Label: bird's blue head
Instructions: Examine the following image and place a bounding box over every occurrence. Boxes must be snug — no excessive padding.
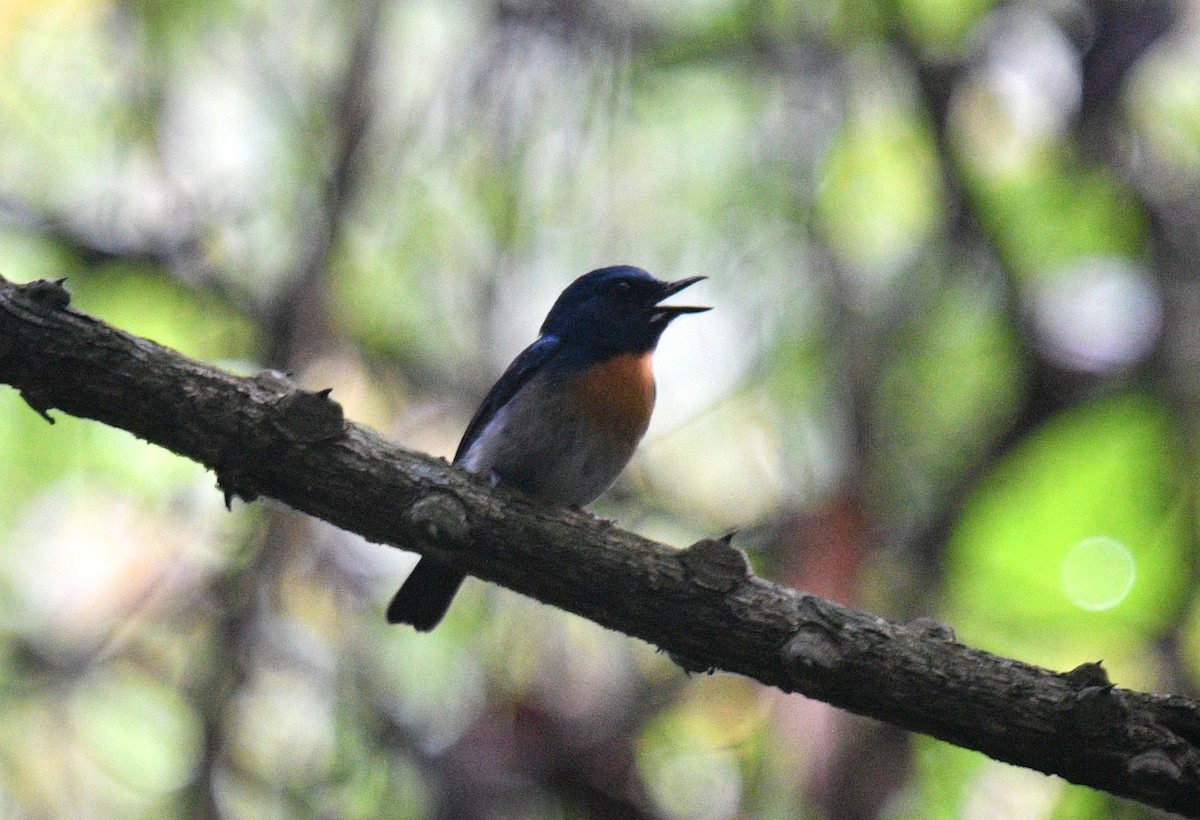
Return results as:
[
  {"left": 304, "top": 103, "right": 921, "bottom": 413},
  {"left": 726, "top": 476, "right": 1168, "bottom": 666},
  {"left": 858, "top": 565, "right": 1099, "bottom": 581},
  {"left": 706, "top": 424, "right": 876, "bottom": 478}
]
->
[{"left": 540, "top": 266, "right": 710, "bottom": 354}]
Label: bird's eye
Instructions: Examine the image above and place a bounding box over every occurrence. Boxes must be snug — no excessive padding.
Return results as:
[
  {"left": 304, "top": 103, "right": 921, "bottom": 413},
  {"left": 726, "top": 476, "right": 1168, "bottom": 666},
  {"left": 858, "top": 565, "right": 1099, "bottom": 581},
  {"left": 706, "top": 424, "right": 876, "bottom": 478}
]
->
[{"left": 613, "top": 280, "right": 632, "bottom": 294}]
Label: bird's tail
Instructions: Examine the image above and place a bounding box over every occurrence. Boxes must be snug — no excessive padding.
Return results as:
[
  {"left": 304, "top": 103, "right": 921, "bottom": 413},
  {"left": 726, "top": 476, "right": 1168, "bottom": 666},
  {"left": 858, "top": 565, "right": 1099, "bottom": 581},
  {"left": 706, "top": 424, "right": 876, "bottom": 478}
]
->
[{"left": 386, "top": 559, "right": 465, "bottom": 631}]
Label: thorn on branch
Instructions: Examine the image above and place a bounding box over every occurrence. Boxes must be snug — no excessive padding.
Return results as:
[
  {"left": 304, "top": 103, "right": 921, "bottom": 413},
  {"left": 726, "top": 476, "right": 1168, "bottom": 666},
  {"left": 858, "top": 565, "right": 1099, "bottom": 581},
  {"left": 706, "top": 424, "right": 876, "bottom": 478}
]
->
[
  {"left": 19, "top": 391, "right": 54, "bottom": 424},
  {"left": 215, "top": 465, "right": 259, "bottom": 510},
  {"left": 219, "top": 485, "right": 259, "bottom": 509},
  {"left": 20, "top": 277, "right": 72, "bottom": 311},
  {"left": 668, "top": 650, "right": 717, "bottom": 676},
  {"left": 679, "top": 532, "right": 751, "bottom": 593},
  {"left": 1065, "top": 660, "right": 1111, "bottom": 689},
  {"left": 268, "top": 386, "right": 346, "bottom": 443}
]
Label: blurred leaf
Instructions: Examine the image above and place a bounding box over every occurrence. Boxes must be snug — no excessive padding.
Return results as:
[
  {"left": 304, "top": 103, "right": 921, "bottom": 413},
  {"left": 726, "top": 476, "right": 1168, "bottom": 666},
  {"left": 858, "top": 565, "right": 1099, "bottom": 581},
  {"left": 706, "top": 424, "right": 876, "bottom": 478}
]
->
[
  {"left": 825, "top": 0, "right": 889, "bottom": 43},
  {"left": 1128, "top": 50, "right": 1200, "bottom": 171},
  {"left": 817, "top": 97, "right": 944, "bottom": 281},
  {"left": 0, "top": 231, "right": 77, "bottom": 284},
  {"left": 906, "top": 736, "right": 1127, "bottom": 819},
  {"left": 626, "top": 66, "right": 766, "bottom": 226},
  {"left": 1180, "top": 592, "right": 1200, "bottom": 691},
  {"left": 636, "top": 677, "right": 763, "bottom": 820},
  {"left": 72, "top": 665, "right": 201, "bottom": 797},
  {"left": 965, "top": 148, "right": 1146, "bottom": 280},
  {"left": 0, "top": 2, "right": 133, "bottom": 208},
  {"left": 943, "top": 393, "right": 1190, "bottom": 684},
  {"left": 230, "top": 670, "right": 337, "bottom": 786},
  {"left": 68, "top": 263, "right": 257, "bottom": 361},
  {"left": 873, "top": 274, "right": 1021, "bottom": 517},
  {"left": 642, "top": 388, "right": 788, "bottom": 526},
  {"left": 369, "top": 625, "right": 486, "bottom": 753},
  {"left": 895, "top": 0, "right": 996, "bottom": 54},
  {"left": 323, "top": 723, "right": 432, "bottom": 820}
]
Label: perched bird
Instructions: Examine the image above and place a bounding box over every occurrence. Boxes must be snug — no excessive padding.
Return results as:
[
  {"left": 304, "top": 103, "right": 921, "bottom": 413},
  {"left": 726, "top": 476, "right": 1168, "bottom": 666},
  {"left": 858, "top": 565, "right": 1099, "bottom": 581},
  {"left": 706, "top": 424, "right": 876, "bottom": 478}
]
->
[{"left": 387, "top": 265, "right": 710, "bottom": 630}]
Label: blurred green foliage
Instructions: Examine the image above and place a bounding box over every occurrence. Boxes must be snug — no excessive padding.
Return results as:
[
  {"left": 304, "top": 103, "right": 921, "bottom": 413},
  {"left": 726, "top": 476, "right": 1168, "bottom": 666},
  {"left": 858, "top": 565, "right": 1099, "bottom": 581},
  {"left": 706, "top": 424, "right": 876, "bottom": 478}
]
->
[
  {"left": 1, "top": 0, "right": 1199, "bottom": 817},
  {"left": 945, "top": 394, "right": 1190, "bottom": 682},
  {"left": 817, "top": 91, "right": 944, "bottom": 277}
]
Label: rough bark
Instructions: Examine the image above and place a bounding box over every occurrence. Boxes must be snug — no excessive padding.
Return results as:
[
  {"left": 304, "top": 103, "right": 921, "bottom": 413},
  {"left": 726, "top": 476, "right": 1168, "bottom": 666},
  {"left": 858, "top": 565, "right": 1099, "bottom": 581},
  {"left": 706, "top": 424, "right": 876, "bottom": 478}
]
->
[{"left": 1, "top": 274, "right": 1199, "bottom": 816}]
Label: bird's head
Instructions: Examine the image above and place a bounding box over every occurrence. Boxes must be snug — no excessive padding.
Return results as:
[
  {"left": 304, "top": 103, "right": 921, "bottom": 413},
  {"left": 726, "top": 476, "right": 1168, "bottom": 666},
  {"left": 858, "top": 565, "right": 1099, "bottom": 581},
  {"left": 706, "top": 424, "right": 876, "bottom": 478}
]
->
[{"left": 540, "top": 266, "right": 710, "bottom": 353}]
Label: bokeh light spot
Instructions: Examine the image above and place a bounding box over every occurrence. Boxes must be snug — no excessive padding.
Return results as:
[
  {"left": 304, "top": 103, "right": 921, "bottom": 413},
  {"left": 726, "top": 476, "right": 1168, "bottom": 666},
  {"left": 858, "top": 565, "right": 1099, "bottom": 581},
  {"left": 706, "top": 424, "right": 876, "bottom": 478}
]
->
[
  {"left": 1061, "top": 536, "right": 1136, "bottom": 611},
  {"left": 1030, "top": 257, "right": 1162, "bottom": 373}
]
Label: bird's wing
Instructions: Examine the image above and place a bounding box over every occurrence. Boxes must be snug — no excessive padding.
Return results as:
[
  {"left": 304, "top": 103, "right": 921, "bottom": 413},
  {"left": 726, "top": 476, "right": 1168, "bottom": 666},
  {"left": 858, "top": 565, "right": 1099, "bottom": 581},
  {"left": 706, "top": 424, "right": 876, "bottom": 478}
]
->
[{"left": 453, "top": 334, "right": 562, "bottom": 464}]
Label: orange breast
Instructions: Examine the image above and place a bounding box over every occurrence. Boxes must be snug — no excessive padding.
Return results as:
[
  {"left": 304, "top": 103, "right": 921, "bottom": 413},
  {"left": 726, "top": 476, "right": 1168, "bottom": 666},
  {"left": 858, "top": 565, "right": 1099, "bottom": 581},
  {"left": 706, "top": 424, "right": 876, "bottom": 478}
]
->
[{"left": 568, "top": 352, "right": 656, "bottom": 443}]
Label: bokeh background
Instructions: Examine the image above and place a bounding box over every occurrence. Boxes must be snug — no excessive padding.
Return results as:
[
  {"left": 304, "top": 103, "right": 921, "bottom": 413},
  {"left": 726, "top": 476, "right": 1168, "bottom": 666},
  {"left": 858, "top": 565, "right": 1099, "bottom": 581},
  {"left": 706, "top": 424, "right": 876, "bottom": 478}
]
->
[{"left": 1, "top": 0, "right": 1199, "bottom": 816}]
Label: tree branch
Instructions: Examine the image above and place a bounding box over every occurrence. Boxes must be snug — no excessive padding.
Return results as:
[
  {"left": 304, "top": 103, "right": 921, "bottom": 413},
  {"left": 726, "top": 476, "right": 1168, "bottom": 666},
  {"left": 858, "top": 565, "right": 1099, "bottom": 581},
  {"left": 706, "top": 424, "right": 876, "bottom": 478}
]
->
[{"left": 2, "top": 273, "right": 1199, "bottom": 816}]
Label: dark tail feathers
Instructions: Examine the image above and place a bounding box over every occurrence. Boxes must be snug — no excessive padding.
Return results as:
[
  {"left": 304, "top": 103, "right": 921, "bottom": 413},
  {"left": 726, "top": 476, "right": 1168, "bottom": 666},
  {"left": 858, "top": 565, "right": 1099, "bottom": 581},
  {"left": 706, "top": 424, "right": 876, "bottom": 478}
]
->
[{"left": 386, "top": 559, "right": 465, "bottom": 631}]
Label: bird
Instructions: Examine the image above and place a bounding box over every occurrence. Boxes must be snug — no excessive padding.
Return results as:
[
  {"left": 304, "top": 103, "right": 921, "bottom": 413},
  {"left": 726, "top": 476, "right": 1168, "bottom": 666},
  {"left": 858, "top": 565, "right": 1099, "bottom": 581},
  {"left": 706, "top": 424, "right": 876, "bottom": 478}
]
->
[{"left": 387, "top": 265, "right": 710, "bottom": 631}]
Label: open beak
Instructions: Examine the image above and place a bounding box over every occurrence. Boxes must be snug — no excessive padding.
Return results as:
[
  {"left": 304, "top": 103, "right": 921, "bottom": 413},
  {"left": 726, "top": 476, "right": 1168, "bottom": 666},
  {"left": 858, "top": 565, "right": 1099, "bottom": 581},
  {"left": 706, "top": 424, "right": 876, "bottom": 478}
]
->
[{"left": 653, "top": 276, "right": 711, "bottom": 318}]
